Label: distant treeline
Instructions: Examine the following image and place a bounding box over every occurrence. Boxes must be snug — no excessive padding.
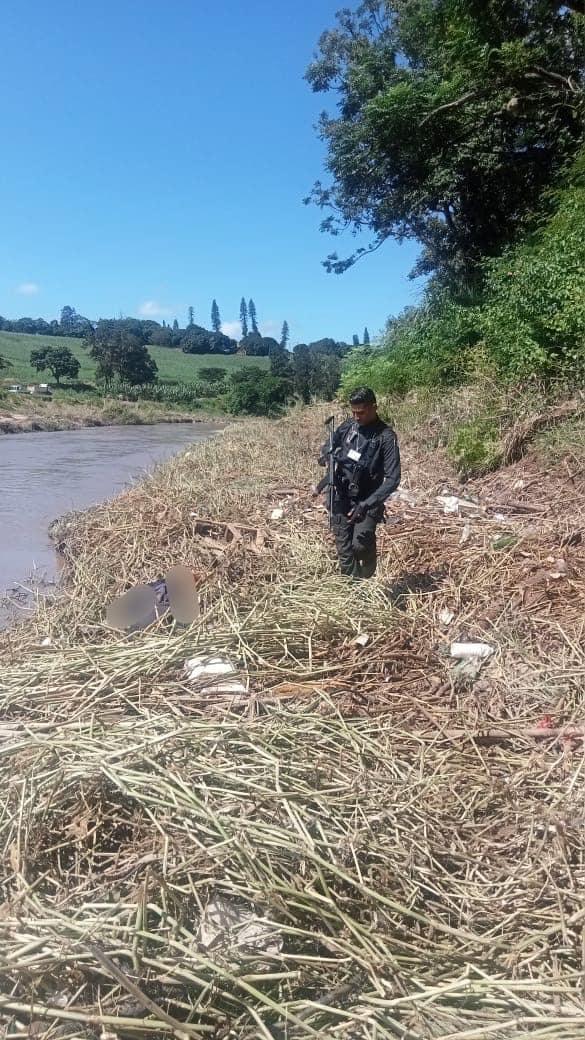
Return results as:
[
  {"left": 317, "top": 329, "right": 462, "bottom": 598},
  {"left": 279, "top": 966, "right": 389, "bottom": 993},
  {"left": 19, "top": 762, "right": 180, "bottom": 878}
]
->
[{"left": 0, "top": 306, "right": 360, "bottom": 359}]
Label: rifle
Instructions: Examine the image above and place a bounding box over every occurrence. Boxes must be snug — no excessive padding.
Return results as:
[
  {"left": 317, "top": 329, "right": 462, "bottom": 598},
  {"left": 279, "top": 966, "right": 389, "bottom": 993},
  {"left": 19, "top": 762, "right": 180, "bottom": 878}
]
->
[{"left": 315, "top": 414, "right": 336, "bottom": 529}]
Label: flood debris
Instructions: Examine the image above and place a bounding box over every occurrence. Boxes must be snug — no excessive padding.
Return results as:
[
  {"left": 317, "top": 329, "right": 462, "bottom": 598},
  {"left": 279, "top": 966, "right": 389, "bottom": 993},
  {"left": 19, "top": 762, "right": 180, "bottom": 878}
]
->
[
  {"left": 436, "top": 494, "right": 482, "bottom": 516},
  {"left": 199, "top": 893, "right": 282, "bottom": 958},
  {"left": 184, "top": 654, "right": 247, "bottom": 696},
  {"left": 450, "top": 641, "right": 495, "bottom": 660},
  {"left": 3, "top": 411, "right": 585, "bottom": 1039}
]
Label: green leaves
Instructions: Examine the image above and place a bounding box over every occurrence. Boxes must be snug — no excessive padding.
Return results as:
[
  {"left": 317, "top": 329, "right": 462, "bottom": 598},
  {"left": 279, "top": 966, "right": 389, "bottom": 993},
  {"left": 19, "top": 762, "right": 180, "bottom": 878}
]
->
[
  {"left": 306, "top": 1, "right": 584, "bottom": 286},
  {"left": 29, "top": 345, "right": 80, "bottom": 385}
]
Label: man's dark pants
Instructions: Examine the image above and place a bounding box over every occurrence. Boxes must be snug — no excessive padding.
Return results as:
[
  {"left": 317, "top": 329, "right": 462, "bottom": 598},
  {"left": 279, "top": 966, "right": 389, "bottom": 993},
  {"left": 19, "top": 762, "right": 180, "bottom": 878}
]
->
[{"left": 331, "top": 498, "right": 382, "bottom": 579}]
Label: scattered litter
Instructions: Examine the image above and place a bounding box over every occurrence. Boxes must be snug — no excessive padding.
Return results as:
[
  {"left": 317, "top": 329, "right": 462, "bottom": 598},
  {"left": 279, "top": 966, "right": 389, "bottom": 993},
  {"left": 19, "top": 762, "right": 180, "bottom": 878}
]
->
[
  {"left": 548, "top": 558, "right": 568, "bottom": 579},
  {"left": 270, "top": 507, "right": 284, "bottom": 521},
  {"left": 450, "top": 642, "right": 494, "bottom": 660},
  {"left": 493, "top": 513, "right": 507, "bottom": 522},
  {"left": 439, "top": 609, "right": 454, "bottom": 627},
  {"left": 513, "top": 479, "right": 526, "bottom": 491},
  {"left": 352, "top": 633, "right": 370, "bottom": 647},
  {"left": 184, "top": 656, "right": 236, "bottom": 681},
  {"left": 437, "top": 495, "right": 482, "bottom": 516},
  {"left": 184, "top": 656, "right": 248, "bottom": 697},
  {"left": 459, "top": 523, "right": 471, "bottom": 546},
  {"left": 452, "top": 658, "right": 485, "bottom": 682},
  {"left": 41, "top": 636, "right": 52, "bottom": 647},
  {"left": 202, "top": 680, "right": 248, "bottom": 696},
  {"left": 199, "top": 893, "right": 282, "bottom": 957}
]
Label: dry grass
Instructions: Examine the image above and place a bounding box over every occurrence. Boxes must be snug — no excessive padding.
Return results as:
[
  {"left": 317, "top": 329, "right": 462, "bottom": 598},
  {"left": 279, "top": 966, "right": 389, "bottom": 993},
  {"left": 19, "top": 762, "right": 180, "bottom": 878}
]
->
[
  {"left": 1, "top": 408, "right": 585, "bottom": 1038},
  {"left": 0, "top": 398, "right": 205, "bottom": 435}
]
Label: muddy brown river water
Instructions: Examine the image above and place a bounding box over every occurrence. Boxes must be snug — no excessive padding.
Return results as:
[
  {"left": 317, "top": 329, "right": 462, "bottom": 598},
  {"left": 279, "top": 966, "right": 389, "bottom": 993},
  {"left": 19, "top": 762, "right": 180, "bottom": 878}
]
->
[{"left": 0, "top": 422, "right": 220, "bottom": 624}]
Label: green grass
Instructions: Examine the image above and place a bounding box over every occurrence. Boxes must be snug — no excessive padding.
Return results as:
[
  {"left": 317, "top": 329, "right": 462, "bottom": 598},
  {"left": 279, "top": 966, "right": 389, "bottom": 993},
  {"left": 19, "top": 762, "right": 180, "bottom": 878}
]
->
[
  {"left": 0, "top": 332, "right": 95, "bottom": 386},
  {"left": 0, "top": 331, "right": 268, "bottom": 399}
]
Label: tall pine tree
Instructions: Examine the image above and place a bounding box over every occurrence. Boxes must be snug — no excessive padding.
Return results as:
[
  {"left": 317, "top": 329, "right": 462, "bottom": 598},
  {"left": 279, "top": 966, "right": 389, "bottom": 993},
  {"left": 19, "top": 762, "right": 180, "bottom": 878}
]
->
[
  {"left": 363, "top": 327, "right": 370, "bottom": 345},
  {"left": 280, "top": 320, "right": 290, "bottom": 350},
  {"left": 248, "top": 298, "right": 258, "bottom": 334},
  {"left": 239, "top": 298, "right": 248, "bottom": 338},
  {"left": 188, "top": 306, "right": 194, "bottom": 327},
  {"left": 211, "top": 299, "right": 221, "bottom": 333},
  {"left": 173, "top": 319, "right": 179, "bottom": 331},
  {"left": 352, "top": 334, "right": 359, "bottom": 346}
]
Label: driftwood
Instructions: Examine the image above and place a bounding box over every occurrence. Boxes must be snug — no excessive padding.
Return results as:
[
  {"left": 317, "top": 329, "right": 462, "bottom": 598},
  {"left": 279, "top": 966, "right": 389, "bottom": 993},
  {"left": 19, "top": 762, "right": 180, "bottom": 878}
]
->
[{"left": 500, "top": 400, "right": 584, "bottom": 466}]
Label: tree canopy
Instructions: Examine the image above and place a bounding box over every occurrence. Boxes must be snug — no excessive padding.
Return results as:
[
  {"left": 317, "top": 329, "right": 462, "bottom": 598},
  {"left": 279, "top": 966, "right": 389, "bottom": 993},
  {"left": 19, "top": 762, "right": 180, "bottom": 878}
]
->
[
  {"left": 306, "top": 1, "right": 584, "bottom": 289},
  {"left": 29, "top": 345, "right": 80, "bottom": 384},
  {"left": 86, "top": 321, "right": 158, "bottom": 386}
]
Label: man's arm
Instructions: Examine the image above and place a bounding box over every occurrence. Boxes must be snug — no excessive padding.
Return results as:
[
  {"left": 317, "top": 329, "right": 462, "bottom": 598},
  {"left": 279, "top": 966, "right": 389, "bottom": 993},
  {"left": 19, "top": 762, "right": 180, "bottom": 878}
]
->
[{"left": 363, "top": 430, "right": 401, "bottom": 508}]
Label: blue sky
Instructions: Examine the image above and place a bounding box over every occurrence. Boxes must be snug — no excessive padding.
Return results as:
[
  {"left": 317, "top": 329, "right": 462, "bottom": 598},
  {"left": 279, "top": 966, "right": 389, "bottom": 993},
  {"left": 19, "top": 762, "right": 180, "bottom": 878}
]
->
[{"left": 0, "top": 0, "right": 422, "bottom": 343}]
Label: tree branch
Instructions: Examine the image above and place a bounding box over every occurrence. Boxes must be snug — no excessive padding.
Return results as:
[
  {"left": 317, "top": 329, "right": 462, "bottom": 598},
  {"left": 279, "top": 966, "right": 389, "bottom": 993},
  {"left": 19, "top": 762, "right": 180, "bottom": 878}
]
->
[
  {"left": 419, "top": 91, "right": 478, "bottom": 127},
  {"left": 525, "top": 66, "right": 582, "bottom": 93}
]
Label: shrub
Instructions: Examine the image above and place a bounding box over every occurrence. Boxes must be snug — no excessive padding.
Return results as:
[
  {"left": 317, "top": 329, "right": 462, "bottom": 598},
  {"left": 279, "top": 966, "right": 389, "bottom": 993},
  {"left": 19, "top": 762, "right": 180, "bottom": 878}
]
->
[
  {"left": 225, "top": 368, "right": 290, "bottom": 417},
  {"left": 341, "top": 150, "right": 585, "bottom": 397},
  {"left": 448, "top": 417, "right": 501, "bottom": 478}
]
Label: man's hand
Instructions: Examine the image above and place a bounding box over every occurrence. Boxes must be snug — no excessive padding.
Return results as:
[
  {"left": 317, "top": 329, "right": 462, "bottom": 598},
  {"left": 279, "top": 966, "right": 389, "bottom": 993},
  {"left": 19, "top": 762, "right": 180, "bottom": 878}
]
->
[{"left": 347, "top": 502, "right": 367, "bottom": 524}]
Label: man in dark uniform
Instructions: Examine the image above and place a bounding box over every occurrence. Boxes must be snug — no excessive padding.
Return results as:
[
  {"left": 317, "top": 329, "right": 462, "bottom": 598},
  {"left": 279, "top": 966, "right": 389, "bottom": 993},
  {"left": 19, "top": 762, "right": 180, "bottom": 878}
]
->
[{"left": 317, "top": 387, "right": 401, "bottom": 579}]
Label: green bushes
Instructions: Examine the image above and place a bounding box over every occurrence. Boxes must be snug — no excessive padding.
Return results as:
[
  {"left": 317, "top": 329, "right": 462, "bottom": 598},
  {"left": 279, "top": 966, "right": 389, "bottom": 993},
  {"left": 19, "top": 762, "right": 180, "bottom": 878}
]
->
[
  {"left": 447, "top": 417, "right": 501, "bottom": 477},
  {"left": 480, "top": 161, "right": 585, "bottom": 380},
  {"left": 341, "top": 302, "right": 481, "bottom": 398},
  {"left": 342, "top": 151, "right": 585, "bottom": 398},
  {"left": 224, "top": 368, "right": 290, "bottom": 417}
]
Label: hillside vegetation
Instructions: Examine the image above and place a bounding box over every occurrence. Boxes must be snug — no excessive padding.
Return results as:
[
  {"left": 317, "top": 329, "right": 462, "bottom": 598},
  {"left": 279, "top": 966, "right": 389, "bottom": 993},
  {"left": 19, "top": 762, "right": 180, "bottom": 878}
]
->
[
  {"left": 0, "top": 331, "right": 267, "bottom": 395},
  {"left": 303, "top": 1, "right": 584, "bottom": 476}
]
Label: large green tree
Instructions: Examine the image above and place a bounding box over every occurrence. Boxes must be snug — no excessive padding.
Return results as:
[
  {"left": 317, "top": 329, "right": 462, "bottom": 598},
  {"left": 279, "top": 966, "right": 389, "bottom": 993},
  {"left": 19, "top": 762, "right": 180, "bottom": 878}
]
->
[
  {"left": 306, "top": 1, "right": 584, "bottom": 290},
  {"left": 280, "top": 320, "right": 290, "bottom": 349},
  {"left": 30, "top": 345, "right": 80, "bottom": 384},
  {"left": 87, "top": 322, "right": 158, "bottom": 386}
]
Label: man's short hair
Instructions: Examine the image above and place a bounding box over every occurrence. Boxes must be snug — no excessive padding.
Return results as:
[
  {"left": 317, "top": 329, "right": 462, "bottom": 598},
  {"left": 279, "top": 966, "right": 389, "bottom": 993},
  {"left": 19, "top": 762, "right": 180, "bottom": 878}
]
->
[{"left": 349, "top": 387, "right": 377, "bottom": 406}]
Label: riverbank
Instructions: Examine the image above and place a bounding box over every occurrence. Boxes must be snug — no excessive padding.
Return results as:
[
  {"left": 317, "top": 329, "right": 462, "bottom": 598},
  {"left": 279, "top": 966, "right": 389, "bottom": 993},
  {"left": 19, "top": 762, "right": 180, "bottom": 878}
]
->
[
  {"left": 1, "top": 408, "right": 585, "bottom": 1038},
  {"left": 0, "top": 396, "right": 220, "bottom": 434}
]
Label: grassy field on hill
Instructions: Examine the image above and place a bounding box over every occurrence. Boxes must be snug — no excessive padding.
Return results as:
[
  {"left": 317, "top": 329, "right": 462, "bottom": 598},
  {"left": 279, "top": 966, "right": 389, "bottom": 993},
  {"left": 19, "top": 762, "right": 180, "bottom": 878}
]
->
[{"left": 0, "top": 331, "right": 268, "bottom": 392}]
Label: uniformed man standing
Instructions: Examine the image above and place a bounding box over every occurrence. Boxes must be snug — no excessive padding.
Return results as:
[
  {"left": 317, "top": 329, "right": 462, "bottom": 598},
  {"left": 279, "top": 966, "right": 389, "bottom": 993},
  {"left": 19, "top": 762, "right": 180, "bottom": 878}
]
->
[{"left": 317, "top": 387, "right": 401, "bottom": 579}]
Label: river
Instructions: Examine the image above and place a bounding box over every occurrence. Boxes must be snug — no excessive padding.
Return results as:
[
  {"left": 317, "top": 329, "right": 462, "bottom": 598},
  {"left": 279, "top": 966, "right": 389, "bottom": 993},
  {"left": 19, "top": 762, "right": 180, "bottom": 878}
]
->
[{"left": 0, "top": 422, "right": 219, "bottom": 624}]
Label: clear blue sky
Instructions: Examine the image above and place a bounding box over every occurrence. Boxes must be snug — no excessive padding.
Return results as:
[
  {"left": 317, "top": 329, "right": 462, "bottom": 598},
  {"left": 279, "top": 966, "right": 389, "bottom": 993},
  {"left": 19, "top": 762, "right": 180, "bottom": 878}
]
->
[{"left": 0, "top": 0, "right": 422, "bottom": 344}]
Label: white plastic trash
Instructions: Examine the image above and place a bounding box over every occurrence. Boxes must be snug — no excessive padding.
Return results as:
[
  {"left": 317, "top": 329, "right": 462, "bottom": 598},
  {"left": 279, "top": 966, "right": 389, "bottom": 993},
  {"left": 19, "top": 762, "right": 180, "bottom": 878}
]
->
[
  {"left": 352, "top": 633, "right": 370, "bottom": 647},
  {"left": 201, "top": 681, "right": 247, "bottom": 696},
  {"left": 437, "top": 495, "right": 481, "bottom": 516},
  {"left": 199, "top": 894, "right": 282, "bottom": 956},
  {"left": 270, "top": 507, "right": 284, "bottom": 521},
  {"left": 450, "top": 642, "right": 494, "bottom": 660},
  {"left": 184, "top": 656, "right": 236, "bottom": 681}
]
